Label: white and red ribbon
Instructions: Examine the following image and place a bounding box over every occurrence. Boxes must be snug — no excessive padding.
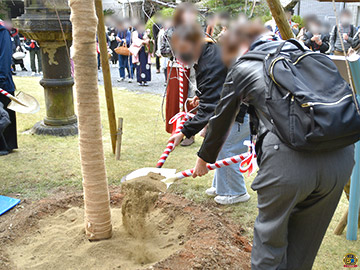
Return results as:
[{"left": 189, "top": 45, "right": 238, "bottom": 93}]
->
[
  {"left": 156, "top": 111, "right": 195, "bottom": 168},
  {"left": 0, "top": 88, "right": 11, "bottom": 97},
  {"left": 177, "top": 60, "right": 185, "bottom": 111},
  {"left": 175, "top": 141, "right": 258, "bottom": 179}
]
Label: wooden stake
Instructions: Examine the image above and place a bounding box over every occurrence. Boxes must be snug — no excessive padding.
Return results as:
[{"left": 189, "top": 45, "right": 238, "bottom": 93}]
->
[
  {"left": 115, "top": 117, "right": 123, "bottom": 160},
  {"left": 95, "top": 0, "right": 117, "bottom": 154},
  {"left": 266, "top": 0, "right": 295, "bottom": 40},
  {"left": 334, "top": 208, "right": 348, "bottom": 235}
]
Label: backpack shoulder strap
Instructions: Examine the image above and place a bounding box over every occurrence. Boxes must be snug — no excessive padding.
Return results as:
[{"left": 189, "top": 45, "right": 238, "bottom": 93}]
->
[{"left": 240, "top": 51, "right": 268, "bottom": 62}]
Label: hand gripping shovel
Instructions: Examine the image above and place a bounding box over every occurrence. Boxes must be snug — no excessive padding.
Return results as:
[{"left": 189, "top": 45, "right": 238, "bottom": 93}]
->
[
  {"left": 0, "top": 88, "right": 40, "bottom": 114},
  {"left": 124, "top": 141, "right": 258, "bottom": 189}
]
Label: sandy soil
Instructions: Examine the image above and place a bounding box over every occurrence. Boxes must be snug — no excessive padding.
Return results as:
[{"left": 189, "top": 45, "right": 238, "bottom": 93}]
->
[{"left": 0, "top": 187, "right": 251, "bottom": 270}]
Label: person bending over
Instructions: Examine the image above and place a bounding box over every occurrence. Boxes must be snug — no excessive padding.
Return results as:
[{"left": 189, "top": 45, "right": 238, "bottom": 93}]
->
[
  {"left": 192, "top": 22, "right": 355, "bottom": 269},
  {"left": 169, "top": 24, "right": 251, "bottom": 205}
]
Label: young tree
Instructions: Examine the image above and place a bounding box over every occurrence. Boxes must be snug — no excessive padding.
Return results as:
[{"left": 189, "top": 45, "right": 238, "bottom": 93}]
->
[{"left": 69, "top": 0, "right": 112, "bottom": 240}]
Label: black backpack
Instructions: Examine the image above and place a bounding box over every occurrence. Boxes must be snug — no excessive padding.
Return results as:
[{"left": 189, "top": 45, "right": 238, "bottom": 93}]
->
[{"left": 242, "top": 39, "right": 360, "bottom": 152}]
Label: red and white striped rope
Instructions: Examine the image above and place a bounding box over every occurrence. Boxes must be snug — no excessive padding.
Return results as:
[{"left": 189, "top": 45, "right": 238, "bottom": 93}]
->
[
  {"left": 0, "top": 88, "right": 11, "bottom": 97},
  {"left": 175, "top": 142, "right": 258, "bottom": 179},
  {"left": 177, "top": 60, "right": 185, "bottom": 110},
  {"left": 156, "top": 111, "right": 195, "bottom": 168}
]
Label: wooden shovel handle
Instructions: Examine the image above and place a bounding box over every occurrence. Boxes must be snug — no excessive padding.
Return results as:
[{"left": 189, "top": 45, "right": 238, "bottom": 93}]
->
[{"left": 0, "top": 88, "right": 27, "bottom": 107}]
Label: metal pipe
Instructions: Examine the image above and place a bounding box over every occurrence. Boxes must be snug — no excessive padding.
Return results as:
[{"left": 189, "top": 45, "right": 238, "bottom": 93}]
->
[{"left": 346, "top": 56, "right": 360, "bottom": 241}]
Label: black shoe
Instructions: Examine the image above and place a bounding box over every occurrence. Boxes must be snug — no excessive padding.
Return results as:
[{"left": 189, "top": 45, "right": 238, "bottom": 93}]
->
[
  {"left": 11, "top": 71, "right": 16, "bottom": 76},
  {"left": 22, "top": 67, "right": 27, "bottom": 71}
]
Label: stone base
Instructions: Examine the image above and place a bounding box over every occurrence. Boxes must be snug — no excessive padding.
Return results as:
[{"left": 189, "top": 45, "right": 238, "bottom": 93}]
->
[{"left": 31, "top": 121, "right": 78, "bottom": 136}]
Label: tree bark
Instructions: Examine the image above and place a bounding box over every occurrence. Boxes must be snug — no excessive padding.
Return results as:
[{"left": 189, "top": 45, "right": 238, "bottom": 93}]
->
[
  {"left": 69, "top": 0, "right": 112, "bottom": 240},
  {"left": 266, "top": 0, "right": 295, "bottom": 40}
]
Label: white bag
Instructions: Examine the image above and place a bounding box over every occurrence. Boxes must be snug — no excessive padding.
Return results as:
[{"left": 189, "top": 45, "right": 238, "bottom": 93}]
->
[{"left": 12, "top": 51, "right": 26, "bottom": 60}]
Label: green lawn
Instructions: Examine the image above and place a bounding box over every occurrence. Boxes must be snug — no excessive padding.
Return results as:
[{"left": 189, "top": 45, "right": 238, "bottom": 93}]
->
[{"left": 1, "top": 76, "right": 359, "bottom": 269}]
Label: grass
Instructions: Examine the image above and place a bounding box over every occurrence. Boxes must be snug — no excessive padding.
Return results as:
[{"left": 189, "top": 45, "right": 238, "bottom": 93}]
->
[{"left": 1, "top": 76, "right": 359, "bottom": 269}]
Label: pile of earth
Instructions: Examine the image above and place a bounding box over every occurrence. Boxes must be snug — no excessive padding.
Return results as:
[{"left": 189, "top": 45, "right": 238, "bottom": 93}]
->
[{"left": 0, "top": 173, "right": 251, "bottom": 270}]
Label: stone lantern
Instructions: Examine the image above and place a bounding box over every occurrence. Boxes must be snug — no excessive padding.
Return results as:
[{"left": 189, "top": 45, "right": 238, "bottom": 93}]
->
[{"left": 13, "top": 0, "right": 77, "bottom": 136}]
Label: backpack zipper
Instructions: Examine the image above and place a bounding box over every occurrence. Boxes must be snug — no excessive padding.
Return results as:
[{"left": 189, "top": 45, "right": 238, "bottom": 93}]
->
[
  {"left": 269, "top": 52, "right": 314, "bottom": 85},
  {"left": 301, "top": 94, "right": 353, "bottom": 108},
  {"left": 270, "top": 53, "right": 360, "bottom": 113}
]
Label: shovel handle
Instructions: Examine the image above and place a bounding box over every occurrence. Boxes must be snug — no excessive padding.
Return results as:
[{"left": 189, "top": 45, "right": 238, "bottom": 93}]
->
[
  {"left": 0, "top": 88, "right": 27, "bottom": 107},
  {"left": 175, "top": 151, "right": 256, "bottom": 179}
]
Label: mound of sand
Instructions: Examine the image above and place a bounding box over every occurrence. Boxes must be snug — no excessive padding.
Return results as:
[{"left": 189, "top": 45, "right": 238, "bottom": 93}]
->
[
  {"left": 6, "top": 173, "right": 188, "bottom": 270},
  {"left": 6, "top": 206, "right": 189, "bottom": 270}
]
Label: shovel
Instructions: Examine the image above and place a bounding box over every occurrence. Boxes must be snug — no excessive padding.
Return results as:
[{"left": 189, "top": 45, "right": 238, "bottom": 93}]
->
[
  {"left": 0, "top": 88, "right": 40, "bottom": 114},
  {"left": 123, "top": 145, "right": 257, "bottom": 189}
]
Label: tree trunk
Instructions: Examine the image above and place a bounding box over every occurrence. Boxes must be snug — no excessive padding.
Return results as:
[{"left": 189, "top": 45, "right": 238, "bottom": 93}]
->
[
  {"left": 266, "top": 0, "right": 295, "bottom": 40},
  {"left": 69, "top": 0, "right": 112, "bottom": 240}
]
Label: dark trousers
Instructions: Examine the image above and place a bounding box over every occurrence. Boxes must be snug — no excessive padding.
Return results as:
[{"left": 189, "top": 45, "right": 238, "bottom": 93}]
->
[
  {"left": 251, "top": 132, "right": 354, "bottom": 270},
  {"left": 12, "top": 58, "right": 25, "bottom": 70},
  {"left": 155, "top": 55, "right": 160, "bottom": 71},
  {"left": 0, "top": 94, "right": 18, "bottom": 151},
  {"left": 29, "top": 49, "right": 42, "bottom": 72}
]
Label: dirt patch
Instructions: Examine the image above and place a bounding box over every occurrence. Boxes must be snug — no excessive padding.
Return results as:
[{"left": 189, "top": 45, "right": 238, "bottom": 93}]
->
[
  {"left": 0, "top": 186, "right": 251, "bottom": 270},
  {"left": 6, "top": 206, "right": 188, "bottom": 270}
]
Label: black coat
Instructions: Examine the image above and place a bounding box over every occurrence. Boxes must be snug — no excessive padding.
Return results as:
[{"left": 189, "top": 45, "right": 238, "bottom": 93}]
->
[
  {"left": 181, "top": 43, "right": 228, "bottom": 138},
  {"left": 0, "top": 25, "right": 15, "bottom": 94},
  {"left": 0, "top": 25, "right": 18, "bottom": 151},
  {"left": 303, "top": 32, "right": 329, "bottom": 53},
  {"left": 152, "top": 23, "right": 161, "bottom": 51},
  {"left": 197, "top": 40, "right": 297, "bottom": 163}
]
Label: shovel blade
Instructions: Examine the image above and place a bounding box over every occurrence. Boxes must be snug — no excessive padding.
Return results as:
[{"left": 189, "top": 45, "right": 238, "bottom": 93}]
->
[
  {"left": 7, "top": 91, "right": 40, "bottom": 114},
  {"left": 121, "top": 167, "right": 177, "bottom": 183}
]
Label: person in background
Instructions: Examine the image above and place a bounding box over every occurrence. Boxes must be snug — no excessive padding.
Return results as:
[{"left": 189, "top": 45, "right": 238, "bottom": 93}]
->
[
  {"left": 275, "top": 9, "right": 299, "bottom": 38},
  {"left": 153, "top": 13, "right": 162, "bottom": 74},
  {"left": 303, "top": 19, "right": 329, "bottom": 53},
  {"left": 0, "top": 20, "right": 18, "bottom": 155},
  {"left": 161, "top": 2, "right": 198, "bottom": 145},
  {"left": 205, "top": 14, "right": 216, "bottom": 38},
  {"left": 11, "top": 30, "right": 27, "bottom": 73},
  {"left": 24, "top": 38, "right": 42, "bottom": 75},
  {"left": 213, "top": 12, "right": 230, "bottom": 42},
  {"left": 170, "top": 24, "right": 251, "bottom": 205},
  {"left": 132, "top": 22, "right": 151, "bottom": 86},
  {"left": 156, "top": 21, "right": 168, "bottom": 85},
  {"left": 107, "top": 24, "right": 118, "bottom": 66},
  {"left": 351, "top": 29, "right": 360, "bottom": 54},
  {"left": 116, "top": 20, "right": 133, "bottom": 83},
  {"left": 330, "top": 9, "right": 357, "bottom": 55}
]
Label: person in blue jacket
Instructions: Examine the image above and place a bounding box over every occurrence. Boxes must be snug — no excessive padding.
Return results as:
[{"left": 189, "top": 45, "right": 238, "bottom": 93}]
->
[
  {"left": 0, "top": 20, "right": 18, "bottom": 155},
  {"left": 116, "top": 20, "right": 133, "bottom": 83}
]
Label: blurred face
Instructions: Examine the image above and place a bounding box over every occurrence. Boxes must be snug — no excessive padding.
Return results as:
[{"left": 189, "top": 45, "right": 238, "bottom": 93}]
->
[
  {"left": 117, "top": 23, "right": 124, "bottom": 30},
  {"left": 173, "top": 39, "right": 202, "bottom": 66},
  {"left": 137, "top": 24, "right": 145, "bottom": 33},
  {"left": 286, "top": 11, "right": 292, "bottom": 21},
  {"left": 221, "top": 46, "right": 238, "bottom": 67},
  {"left": 182, "top": 10, "right": 197, "bottom": 24},
  {"left": 163, "top": 19, "right": 172, "bottom": 30},
  {"left": 341, "top": 15, "right": 352, "bottom": 26},
  {"left": 309, "top": 22, "right": 321, "bottom": 34}
]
